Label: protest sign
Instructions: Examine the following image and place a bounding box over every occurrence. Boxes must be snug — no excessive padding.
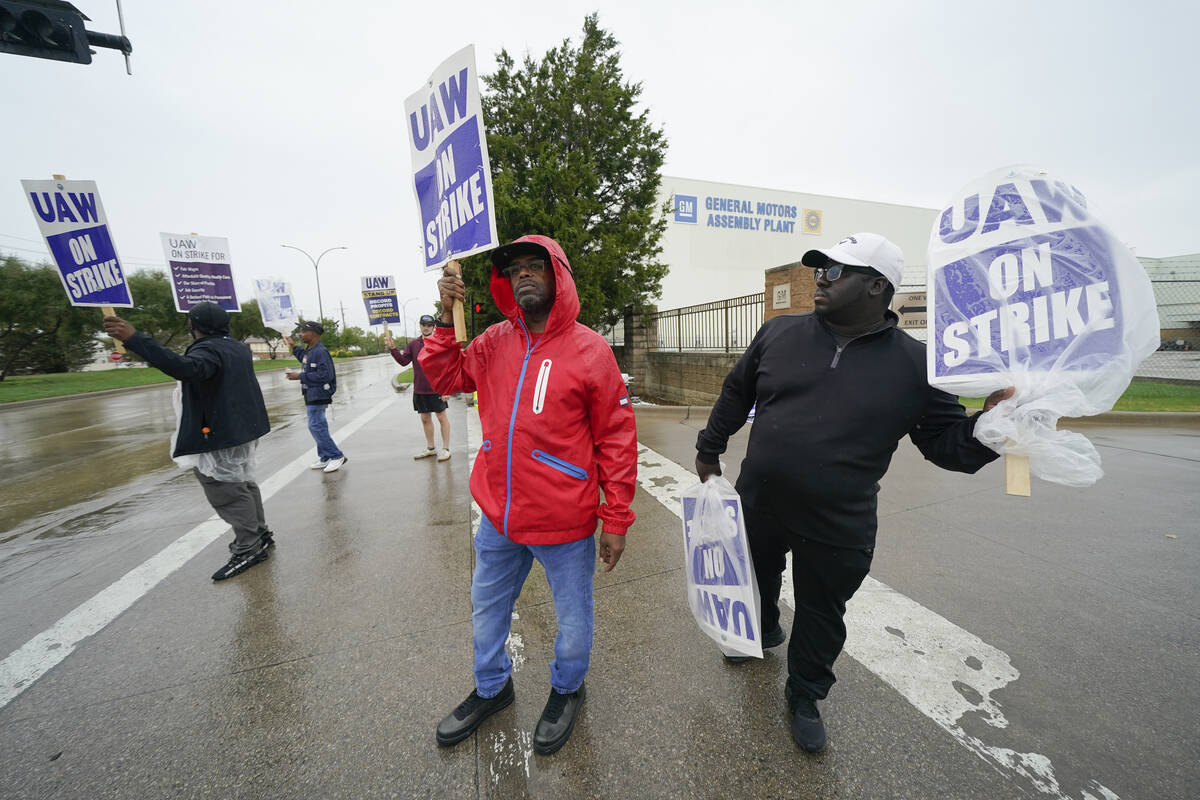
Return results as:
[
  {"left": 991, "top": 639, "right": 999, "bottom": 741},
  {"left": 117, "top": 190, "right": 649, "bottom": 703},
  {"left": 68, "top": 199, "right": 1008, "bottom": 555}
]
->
[
  {"left": 927, "top": 165, "right": 1160, "bottom": 487},
  {"left": 404, "top": 45, "right": 499, "bottom": 272},
  {"left": 360, "top": 275, "right": 402, "bottom": 325},
  {"left": 252, "top": 277, "right": 298, "bottom": 334},
  {"left": 21, "top": 178, "right": 133, "bottom": 308},
  {"left": 681, "top": 477, "right": 762, "bottom": 659},
  {"left": 160, "top": 233, "right": 239, "bottom": 312}
]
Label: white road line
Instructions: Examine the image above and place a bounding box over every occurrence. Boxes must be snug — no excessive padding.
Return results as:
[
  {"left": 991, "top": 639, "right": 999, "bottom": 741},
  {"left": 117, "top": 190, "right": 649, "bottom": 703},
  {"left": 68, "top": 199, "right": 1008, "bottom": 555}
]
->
[
  {"left": 0, "top": 393, "right": 396, "bottom": 710},
  {"left": 635, "top": 443, "right": 1119, "bottom": 800}
]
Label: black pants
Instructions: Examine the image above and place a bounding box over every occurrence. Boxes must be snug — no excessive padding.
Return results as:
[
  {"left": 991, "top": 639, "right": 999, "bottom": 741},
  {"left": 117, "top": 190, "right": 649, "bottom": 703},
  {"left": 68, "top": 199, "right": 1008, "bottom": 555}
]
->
[
  {"left": 745, "top": 506, "right": 873, "bottom": 705},
  {"left": 193, "top": 469, "right": 269, "bottom": 555}
]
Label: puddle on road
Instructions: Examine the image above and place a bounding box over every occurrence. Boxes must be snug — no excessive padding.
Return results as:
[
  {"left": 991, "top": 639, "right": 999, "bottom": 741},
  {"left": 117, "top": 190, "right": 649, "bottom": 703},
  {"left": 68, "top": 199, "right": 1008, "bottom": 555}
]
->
[{"left": 0, "top": 358, "right": 386, "bottom": 547}]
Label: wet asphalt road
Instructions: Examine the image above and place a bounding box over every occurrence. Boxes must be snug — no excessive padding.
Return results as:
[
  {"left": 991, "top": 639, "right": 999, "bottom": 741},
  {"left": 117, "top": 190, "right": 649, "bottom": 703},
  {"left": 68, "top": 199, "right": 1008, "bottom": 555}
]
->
[{"left": 0, "top": 360, "right": 1197, "bottom": 799}]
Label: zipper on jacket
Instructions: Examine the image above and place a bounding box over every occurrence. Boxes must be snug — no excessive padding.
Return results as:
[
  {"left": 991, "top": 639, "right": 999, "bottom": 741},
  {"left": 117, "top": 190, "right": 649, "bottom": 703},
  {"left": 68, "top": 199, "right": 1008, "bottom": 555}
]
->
[
  {"left": 827, "top": 322, "right": 892, "bottom": 369},
  {"left": 503, "top": 318, "right": 536, "bottom": 537},
  {"left": 531, "top": 449, "right": 588, "bottom": 480},
  {"left": 531, "top": 359, "right": 552, "bottom": 414}
]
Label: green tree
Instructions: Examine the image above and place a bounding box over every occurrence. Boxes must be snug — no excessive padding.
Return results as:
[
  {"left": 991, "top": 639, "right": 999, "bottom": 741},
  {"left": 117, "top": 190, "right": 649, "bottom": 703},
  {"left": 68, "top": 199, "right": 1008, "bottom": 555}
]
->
[
  {"left": 461, "top": 13, "right": 668, "bottom": 334},
  {"left": 229, "top": 299, "right": 286, "bottom": 358},
  {"left": 0, "top": 256, "right": 97, "bottom": 380}
]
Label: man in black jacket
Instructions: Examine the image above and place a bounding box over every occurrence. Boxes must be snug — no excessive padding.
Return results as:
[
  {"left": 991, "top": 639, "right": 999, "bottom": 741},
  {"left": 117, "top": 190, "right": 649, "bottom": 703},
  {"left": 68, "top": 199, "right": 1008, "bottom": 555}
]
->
[
  {"left": 695, "top": 233, "right": 1012, "bottom": 753},
  {"left": 103, "top": 302, "right": 275, "bottom": 582}
]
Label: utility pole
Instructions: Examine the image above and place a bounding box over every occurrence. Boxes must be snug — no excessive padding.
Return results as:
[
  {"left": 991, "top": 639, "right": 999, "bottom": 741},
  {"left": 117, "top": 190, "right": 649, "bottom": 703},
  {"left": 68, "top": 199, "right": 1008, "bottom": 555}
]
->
[{"left": 339, "top": 301, "right": 347, "bottom": 332}]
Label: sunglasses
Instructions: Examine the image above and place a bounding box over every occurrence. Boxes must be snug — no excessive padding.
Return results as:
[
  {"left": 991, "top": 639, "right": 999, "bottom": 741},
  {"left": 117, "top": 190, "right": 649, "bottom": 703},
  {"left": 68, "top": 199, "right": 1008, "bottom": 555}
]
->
[
  {"left": 501, "top": 259, "right": 548, "bottom": 279},
  {"left": 813, "top": 262, "right": 879, "bottom": 282}
]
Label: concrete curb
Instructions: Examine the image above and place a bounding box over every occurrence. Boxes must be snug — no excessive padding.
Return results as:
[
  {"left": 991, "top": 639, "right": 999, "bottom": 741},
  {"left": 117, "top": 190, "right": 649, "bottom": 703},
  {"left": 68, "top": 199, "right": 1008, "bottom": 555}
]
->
[{"left": 632, "top": 404, "right": 1200, "bottom": 428}]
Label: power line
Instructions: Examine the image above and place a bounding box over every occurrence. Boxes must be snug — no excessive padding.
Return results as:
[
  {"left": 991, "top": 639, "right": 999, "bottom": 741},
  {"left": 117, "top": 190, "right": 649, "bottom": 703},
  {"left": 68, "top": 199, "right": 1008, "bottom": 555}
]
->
[{"left": 0, "top": 232, "right": 47, "bottom": 245}]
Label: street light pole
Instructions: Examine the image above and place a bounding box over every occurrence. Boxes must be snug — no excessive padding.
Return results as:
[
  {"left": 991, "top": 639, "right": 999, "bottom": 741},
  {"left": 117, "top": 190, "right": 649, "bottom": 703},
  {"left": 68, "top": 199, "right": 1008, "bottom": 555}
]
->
[
  {"left": 398, "top": 296, "right": 421, "bottom": 341},
  {"left": 280, "top": 244, "right": 348, "bottom": 322}
]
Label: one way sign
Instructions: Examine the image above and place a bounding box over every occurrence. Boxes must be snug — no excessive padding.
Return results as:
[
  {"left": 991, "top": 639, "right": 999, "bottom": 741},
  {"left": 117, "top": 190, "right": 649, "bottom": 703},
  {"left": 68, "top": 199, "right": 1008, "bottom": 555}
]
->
[{"left": 892, "top": 291, "right": 927, "bottom": 329}]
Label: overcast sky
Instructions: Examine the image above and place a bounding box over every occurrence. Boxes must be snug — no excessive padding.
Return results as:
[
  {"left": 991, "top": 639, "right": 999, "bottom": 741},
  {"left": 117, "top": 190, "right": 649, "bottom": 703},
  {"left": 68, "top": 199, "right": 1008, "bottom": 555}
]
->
[{"left": 2, "top": 0, "right": 1195, "bottom": 332}]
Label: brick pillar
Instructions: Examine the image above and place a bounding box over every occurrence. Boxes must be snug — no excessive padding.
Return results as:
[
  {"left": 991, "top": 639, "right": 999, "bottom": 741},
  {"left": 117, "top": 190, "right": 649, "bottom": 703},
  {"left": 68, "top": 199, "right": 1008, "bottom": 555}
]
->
[
  {"left": 623, "top": 306, "right": 654, "bottom": 399},
  {"left": 764, "top": 261, "right": 816, "bottom": 321}
]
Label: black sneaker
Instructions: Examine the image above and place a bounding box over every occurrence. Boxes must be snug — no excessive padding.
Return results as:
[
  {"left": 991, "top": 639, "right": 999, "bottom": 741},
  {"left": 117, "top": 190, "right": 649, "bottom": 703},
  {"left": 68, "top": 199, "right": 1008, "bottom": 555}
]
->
[
  {"left": 533, "top": 683, "right": 585, "bottom": 755},
  {"left": 435, "top": 678, "right": 514, "bottom": 747},
  {"left": 787, "top": 689, "right": 827, "bottom": 753},
  {"left": 228, "top": 531, "right": 275, "bottom": 553},
  {"left": 763, "top": 624, "right": 786, "bottom": 648},
  {"left": 211, "top": 546, "right": 269, "bottom": 581}
]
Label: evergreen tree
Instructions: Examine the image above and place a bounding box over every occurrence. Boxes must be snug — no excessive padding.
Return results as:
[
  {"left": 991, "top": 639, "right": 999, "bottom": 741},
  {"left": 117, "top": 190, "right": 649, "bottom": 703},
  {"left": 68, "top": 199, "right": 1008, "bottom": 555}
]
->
[{"left": 462, "top": 13, "right": 668, "bottom": 333}]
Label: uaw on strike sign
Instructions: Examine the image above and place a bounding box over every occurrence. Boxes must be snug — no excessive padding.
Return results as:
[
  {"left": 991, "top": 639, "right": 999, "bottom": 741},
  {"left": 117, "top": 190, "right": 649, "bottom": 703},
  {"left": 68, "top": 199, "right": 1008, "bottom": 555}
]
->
[
  {"left": 404, "top": 45, "right": 499, "bottom": 270},
  {"left": 927, "top": 165, "right": 1159, "bottom": 486},
  {"left": 22, "top": 179, "right": 133, "bottom": 307}
]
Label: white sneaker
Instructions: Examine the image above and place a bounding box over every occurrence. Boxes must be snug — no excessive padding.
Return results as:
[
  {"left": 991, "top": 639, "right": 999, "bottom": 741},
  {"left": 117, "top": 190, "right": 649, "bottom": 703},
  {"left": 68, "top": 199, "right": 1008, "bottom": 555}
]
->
[
  {"left": 309, "top": 459, "right": 329, "bottom": 470},
  {"left": 437, "top": 449, "right": 451, "bottom": 462},
  {"left": 413, "top": 447, "right": 437, "bottom": 460},
  {"left": 323, "top": 456, "right": 347, "bottom": 473}
]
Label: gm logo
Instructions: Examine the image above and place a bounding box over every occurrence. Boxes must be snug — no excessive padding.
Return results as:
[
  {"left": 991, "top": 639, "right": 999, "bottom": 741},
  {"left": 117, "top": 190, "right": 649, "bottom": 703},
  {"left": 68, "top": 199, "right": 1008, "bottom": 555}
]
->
[{"left": 674, "top": 194, "right": 698, "bottom": 224}]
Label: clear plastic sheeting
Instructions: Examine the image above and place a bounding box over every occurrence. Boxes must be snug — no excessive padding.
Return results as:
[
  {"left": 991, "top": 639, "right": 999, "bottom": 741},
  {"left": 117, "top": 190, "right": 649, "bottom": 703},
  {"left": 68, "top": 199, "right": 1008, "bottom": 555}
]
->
[
  {"left": 927, "top": 165, "right": 1160, "bottom": 486},
  {"left": 680, "top": 475, "right": 762, "bottom": 658},
  {"left": 169, "top": 383, "right": 258, "bottom": 483}
]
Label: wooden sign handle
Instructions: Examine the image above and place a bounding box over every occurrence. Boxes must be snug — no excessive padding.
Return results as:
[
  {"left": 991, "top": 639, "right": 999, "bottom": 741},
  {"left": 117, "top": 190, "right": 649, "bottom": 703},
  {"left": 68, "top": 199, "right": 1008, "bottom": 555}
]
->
[
  {"left": 1005, "top": 448, "right": 1031, "bottom": 497},
  {"left": 446, "top": 260, "right": 467, "bottom": 343},
  {"left": 102, "top": 305, "right": 126, "bottom": 354}
]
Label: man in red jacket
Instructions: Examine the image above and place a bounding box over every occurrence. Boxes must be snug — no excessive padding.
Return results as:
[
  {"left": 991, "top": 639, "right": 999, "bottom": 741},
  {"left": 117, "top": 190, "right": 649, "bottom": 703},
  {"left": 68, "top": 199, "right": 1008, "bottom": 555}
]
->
[{"left": 421, "top": 235, "right": 637, "bottom": 755}]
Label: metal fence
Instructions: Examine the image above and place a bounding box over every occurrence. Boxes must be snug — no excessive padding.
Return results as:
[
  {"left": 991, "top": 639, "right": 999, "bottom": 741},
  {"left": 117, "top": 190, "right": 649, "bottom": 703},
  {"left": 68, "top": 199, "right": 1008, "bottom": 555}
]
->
[
  {"left": 649, "top": 292, "right": 764, "bottom": 353},
  {"left": 601, "top": 321, "right": 625, "bottom": 347}
]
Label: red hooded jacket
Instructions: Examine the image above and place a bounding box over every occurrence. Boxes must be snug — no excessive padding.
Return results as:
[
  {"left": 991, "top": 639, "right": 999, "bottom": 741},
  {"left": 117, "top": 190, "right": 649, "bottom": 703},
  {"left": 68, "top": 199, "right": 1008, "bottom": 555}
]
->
[{"left": 419, "top": 235, "right": 637, "bottom": 545}]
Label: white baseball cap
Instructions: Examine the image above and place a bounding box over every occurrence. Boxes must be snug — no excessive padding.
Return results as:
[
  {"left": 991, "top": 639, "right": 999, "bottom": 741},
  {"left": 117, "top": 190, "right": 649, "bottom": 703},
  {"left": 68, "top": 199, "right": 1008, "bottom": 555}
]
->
[{"left": 801, "top": 232, "right": 904, "bottom": 289}]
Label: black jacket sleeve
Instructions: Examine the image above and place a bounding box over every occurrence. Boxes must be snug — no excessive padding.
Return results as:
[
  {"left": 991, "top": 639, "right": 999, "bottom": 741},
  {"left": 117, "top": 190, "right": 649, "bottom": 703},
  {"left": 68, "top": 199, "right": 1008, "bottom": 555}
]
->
[
  {"left": 908, "top": 386, "right": 1000, "bottom": 473},
  {"left": 695, "top": 329, "right": 763, "bottom": 463},
  {"left": 124, "top": 332, "right": 219, "bottom": 383}
]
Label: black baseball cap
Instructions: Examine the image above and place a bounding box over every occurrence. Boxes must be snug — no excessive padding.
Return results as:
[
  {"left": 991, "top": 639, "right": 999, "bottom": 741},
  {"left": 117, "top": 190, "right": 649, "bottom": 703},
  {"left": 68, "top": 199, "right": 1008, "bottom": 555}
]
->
[
  {"left": 419, "top": 314, "right": 437, "bottom": 326},
  {"left": 299, "top": 320, "right": 324, "bottom": 334},
  {"left": 490, "top": 240, "right": 552, "bottom": 272},
  {"left": 187, "top": 302, "right": 229, "bottom": 335}
]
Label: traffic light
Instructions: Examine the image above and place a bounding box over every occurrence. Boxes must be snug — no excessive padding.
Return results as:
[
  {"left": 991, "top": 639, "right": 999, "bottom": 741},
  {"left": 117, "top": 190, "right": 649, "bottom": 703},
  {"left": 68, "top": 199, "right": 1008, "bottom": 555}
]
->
[
  {"left": 473, "top": 302, "right": 484, "bottom": 315},
  {"left": 0, "top": 0, "right": 132, "bottom": 65}
]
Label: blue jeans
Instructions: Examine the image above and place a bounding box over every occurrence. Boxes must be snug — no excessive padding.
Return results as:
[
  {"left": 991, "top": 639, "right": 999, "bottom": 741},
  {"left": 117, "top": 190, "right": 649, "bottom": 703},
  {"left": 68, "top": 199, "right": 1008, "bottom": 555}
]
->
[
  {"left": 472, "top": 515, "right": 595, "bottom": 697},
  {"left": 305, "top": 404, "right": 343, "bottom": 461}
]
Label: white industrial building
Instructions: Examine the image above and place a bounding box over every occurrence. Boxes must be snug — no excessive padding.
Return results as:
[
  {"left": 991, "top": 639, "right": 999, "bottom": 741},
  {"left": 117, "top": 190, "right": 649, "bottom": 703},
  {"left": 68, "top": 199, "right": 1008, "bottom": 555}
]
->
[{"left": 656, "top": 176, "right": 938, "bottom": 309}]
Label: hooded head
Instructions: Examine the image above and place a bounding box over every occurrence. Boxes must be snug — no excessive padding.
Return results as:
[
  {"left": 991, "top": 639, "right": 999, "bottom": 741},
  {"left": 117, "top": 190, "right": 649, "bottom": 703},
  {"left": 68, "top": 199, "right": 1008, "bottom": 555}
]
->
[
  {"left": 487, "top": 235, "right": 580, "bottom": 334},
  {"left": 188, "top": 302, "right": 230, "bottom": 337}
]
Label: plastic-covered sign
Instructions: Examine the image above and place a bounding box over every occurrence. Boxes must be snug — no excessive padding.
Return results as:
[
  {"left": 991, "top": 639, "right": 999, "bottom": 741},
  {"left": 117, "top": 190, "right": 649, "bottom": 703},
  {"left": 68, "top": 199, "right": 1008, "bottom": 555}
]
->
[
  {"left": 252, "top": 277, "right": 298, "bottom": 334},
  {"left": 680, "top": 476, "right": 762, "bottom": 658},
  {"left": 927, "top": 165, "right": 1160, "bottom": 486}
]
